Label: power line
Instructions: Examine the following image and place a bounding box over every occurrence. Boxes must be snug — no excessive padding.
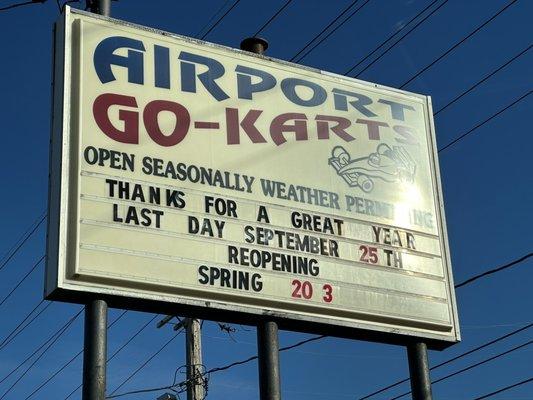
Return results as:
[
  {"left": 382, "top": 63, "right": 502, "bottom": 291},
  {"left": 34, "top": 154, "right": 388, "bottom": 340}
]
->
[
  {"left": 358, "top": 322, "right": 532, "bottom": 399},
  {"left": 0, "top": 212, "right": 46, "bottom": 273},
  {"left": 109, "top": 310, "right": 129, "bottom": 327},
  {"left": 359, "top": 253, "right": 533, "bottom": 398},
  {"left": 353, "top": 0, "right": 450, "bottom": 78},
  {"left": 344, "top": 0, "right": 440, "bottom": 75},
  {"left": 0, "top": 211, "right": 45, "bottom": 265},
  {"left": 0, "top": 307, "right": 80, "bottom": 386},
  {"left": 199, "top": 0, "right": 241, "bottom": 40},
  {"left": 24, "top": 348, "right": 84, "bottom": 400},
  {"left": 106, "top": 382, "right": 182, "bottom": 399},
  {"left": 399, "top": 0, "right": 518, "bottom": 88},
  {"left": 438, "top": 90, "right": 531, "bottom": 152},
  {"left": 289, "top": 0, "right": 359, "bottom": 62},
  {"left": 0, "top": 255, "right": 45, "bottom": 308},
  {"left": 455, "top": 253, "right": 532, "bottom": 289},
  {"left": 0, "top": 307, "right": 83, "bottom": 400},
  {"left": 107, "top": 334, "right": 325, "bottom": 399},
  {"left": 434, "top": 44, "right": 532, "bottom": 115},
  {"left": 108, "top": 252, "right": 533, "bottom": 398},
  {"left": 0, "top": 300, "right": 52, "bottom": 351},
  {"left": 107, "top": 314, "right": 155, "bottom": 362},
  {"left": 62, "top": 314, "right": 159, "bottom": 400},
  {"left": 194, "top": 0, "right": 233, "bottom": 38},
  {"left": 390, "top": 339, "right": 533, "bottom": 400},
  {"left": 209, "top": 334, "right": 326, "bottom": 374},
  {"left": 253, "top": 0, "right": 292, "bottom": 38},
  {"left": 21, "top": 309, "right": 128, "bottom": 400},
  {"left": 291, "top": 0, "right": 371, "bottom": 63},
  {"left": 108, "top": 330, "right": 184, "bottom": 396},
  {"left": 0, "top": 0, "right": 45, "bottom": 12},
  {"left": 473, "top": 376, "right": 533, "bottom": 400}
]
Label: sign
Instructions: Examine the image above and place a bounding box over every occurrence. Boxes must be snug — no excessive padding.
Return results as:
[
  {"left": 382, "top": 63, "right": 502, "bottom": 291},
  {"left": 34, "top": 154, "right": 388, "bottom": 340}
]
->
[{"left": 46, "top": 7, "right": 460, "bottom": 348}]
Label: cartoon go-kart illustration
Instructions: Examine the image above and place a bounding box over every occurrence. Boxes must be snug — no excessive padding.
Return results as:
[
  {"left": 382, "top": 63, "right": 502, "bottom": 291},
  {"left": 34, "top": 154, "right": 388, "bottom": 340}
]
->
[{"left": 329, "top": 144, "right": 416, "bottom": 193}]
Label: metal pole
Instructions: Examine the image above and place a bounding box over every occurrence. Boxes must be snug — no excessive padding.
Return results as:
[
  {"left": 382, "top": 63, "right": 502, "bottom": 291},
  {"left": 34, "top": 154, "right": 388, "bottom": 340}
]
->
[
  {"left": 257, "top": 321, "right": 281, "bottom": 400},
  {"left": 88, "top": 0, "right": 111, "bottom": 16},
  {"left": 82, "top": 299, "right": 108, "bottom": 400},
  {"left": 239, "top": 36, "right": 281, "bottom": 400},
  {"left": 186, "top": 319, "right": 205, "bottom": 400},
  {"left": 407, "top": 342, "right": 433, "bottom": 400},
  {"left": 81, "top": 0, "right": 110, "bottom": 393}
]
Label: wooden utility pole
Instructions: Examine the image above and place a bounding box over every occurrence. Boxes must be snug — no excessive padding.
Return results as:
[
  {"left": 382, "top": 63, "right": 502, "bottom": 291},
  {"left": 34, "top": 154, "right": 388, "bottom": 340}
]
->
[
  {"left": 157, "top": 317, "right": 205, "bottom": 400},
  {"left": 186, "top": 319, "right": 205, "bottom": 400}
]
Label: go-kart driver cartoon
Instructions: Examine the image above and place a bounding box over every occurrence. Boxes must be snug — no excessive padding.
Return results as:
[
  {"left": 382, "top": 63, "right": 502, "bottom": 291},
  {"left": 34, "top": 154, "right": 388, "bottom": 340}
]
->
[{"left": 329, "top": 144, "right": 416, "bottom": 193}]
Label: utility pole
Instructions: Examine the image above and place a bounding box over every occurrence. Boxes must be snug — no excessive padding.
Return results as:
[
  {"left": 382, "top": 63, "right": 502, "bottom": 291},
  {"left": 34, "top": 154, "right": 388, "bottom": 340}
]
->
[
  {"left": 157, "top": 317, "right": 205, "bottom": 400},
  {"left": 407, "top": 342, "right": 433, "bottom": 400},
  {"left": 81, "top": 4, "right": 111, "bottom": 400},
  {"left": 185, "top": 319, "right": 204, "bottom": 400},
  {"left": 240, "top": 35, "right": 281, "bottom": 400}
]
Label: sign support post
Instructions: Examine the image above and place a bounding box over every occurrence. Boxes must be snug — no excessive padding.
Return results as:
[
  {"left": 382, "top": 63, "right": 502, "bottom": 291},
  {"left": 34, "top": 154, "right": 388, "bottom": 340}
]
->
[
  {"left": 82, "top": 299, "right": 108, "bottom": 400},
  {"left": 257, "top": 321, "right": 282, "bottom": 400},
  {"left": 239, "top": 36, "right": 282, "bottom": 400},
  {"left": 81, "top": 3, "right": 110, "bottom": 400},
  {"left": 407, "top": 342, "right": 433, "bottom": 399}
]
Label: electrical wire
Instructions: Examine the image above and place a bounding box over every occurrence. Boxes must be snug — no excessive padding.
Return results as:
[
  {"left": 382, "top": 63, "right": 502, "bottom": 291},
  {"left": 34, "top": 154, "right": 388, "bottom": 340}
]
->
[
  {"left": 434, "top": 44, "right": 532, "bottom": 115},
  {"left": 106, "top": 251, "right": 533, "bottom": 399},
  {"left": 109, "top": 310, "right": 129, "bottom": 328},
  {"left": 0, "top": 211, "right": 45, "bottom": 265},
  {"left": 61, "top": 314, "right": 159, "bottom": 400},
  {"left": 199, "top": 0, "right": 241, "bottom": 40},
  {"left": 0, "top": 300, "right": 52, "bottom": 351},
  {"left": 289, "top": 0, "right": 360, "bottom": 62},
  {"left": 291, "top": 0, "right": 371, "bottom": 63},
  {"left": 389, "top": 339, "right": 532, "bottom": 400},
  {"left": 106, "top": 383, "right": 178, "bottom": 399},
  {"left": 24, "top": 349, "right": 84, "bottom": 400},
  {"left": 107, "top": 314, "right": 155, "bottom": 363},
  {"left": 455, "top": 253, "right": 532, "bottom": 288},
  {"left": 108, "top": 330, "right": 184, "bottom": 396},
  {"left": 472, "top": 376, "right": 533, "bottom": 400},
  {"left": 0, "top": 299, "right": 46, "bottom": 347},
  {"left": 0, "top": 307, "right": 80, "bottom": 385},
  {"left": 399, "top": 0, "right": 518, "bottom": 88},
  {"left": 0, "top": 212, "right": 46, "bottom": 273},
  {"left": 354, "top": 0, "right": 450, "bottom": 78},
  {"left": 20, "top": 310, "right": 128, "bottom": 400},
  {"left": 208, "top": 334, "right": 326, "bottom": 374},
  {"left": 358, "top": 322, "right": 532, "bottom": 399},
  {"left": 0, "top": 255, "right": 45, "bottom": 308},
  {"left": 3, "top": 5, "right": 525, "bottom": 396},
  {"left": 0, "top": 307, "right": 83, "bottom": 400},
  {"left": 253, "top": 0, "right": 292, "bottom": 38},
  {"left": 107, "top": 334, "right": 325, "bottom": 399},
  {"left": 344, "top": 0, "right": 440, "bottom": 75},
  {"left": 438, "top": 90, "right": 531, "bottom": 152},
  {"left": 195, "top": 0, "right": 232, "bottom": 38},
  {"left": 0, "top": 0, "right": 45, "bottom": 12}
]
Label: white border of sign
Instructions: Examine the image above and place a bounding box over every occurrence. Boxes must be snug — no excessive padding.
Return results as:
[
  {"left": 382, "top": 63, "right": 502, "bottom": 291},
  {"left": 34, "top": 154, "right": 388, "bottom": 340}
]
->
[{"left": 46, "top": 7, "right": 460, "bottom": 349}]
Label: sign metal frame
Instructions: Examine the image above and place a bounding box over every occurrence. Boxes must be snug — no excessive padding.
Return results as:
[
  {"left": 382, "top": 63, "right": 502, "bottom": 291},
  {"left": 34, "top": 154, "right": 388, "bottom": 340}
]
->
[{"left": 46, "top": 7, "right": 460, "bottom": 350}]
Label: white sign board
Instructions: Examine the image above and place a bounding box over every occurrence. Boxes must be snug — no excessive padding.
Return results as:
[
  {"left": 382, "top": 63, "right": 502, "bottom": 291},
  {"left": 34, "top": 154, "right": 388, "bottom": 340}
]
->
[{"left": 46, "top": 7, "right": 460, "bottom": 347}]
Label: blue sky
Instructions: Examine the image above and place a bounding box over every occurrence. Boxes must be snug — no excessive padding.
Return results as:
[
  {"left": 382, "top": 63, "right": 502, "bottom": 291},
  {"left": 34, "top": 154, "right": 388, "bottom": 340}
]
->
[{"left": 0, "top": 0, "right": 531, "bottom": 399}]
